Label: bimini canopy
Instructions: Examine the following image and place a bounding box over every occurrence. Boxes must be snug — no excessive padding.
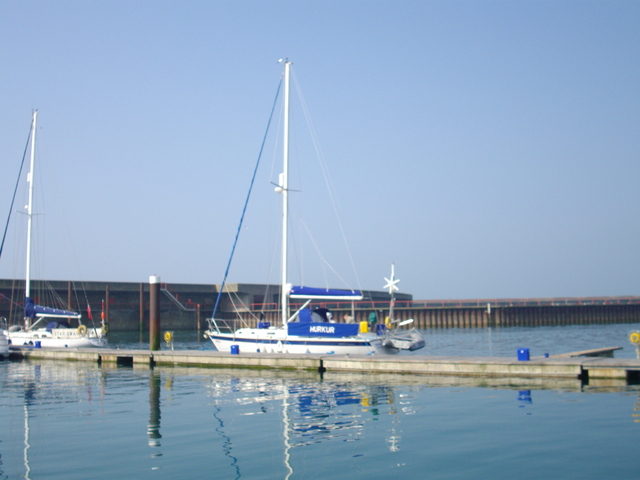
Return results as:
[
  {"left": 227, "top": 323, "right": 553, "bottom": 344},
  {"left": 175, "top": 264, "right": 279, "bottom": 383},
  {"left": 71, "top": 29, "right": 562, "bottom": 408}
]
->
[
  {"left": 289, "top": 286, "right": 363, "bottom": 301},
  {"left": 25, "top": 297, "right": 81, "bottom": 319}
]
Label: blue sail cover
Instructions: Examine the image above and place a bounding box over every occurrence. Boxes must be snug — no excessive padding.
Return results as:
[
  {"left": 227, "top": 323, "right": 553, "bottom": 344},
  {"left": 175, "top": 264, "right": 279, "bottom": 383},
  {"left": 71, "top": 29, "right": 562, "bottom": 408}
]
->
[
  {"left": 289, "top": 286, "right": 363, "bottom": 300},
  {"left": 287, "top": 322, "right": 360, "bottom": 338},
  {"left": 25, "top": 297, "right": 81, "bottom": 319}
]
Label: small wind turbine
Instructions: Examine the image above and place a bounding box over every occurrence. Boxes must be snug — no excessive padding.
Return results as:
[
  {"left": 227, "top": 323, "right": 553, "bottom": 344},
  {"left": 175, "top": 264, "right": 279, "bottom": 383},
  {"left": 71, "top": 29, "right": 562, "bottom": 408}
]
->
[{"left": 383, "top": 263, "right": 400, "bottom": 295}]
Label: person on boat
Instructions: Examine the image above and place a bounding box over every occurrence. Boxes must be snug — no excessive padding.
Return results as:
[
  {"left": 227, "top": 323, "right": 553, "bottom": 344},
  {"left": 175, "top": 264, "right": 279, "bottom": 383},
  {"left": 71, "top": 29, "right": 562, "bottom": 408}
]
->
[{"left": 309, "top": 307, "right": 335, "bottom": 323}]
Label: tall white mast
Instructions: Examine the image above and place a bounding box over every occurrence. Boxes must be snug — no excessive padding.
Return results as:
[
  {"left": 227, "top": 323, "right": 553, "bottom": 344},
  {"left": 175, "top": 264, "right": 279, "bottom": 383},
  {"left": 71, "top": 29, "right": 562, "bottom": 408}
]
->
[
  {"left": 280, "top": 60, "right": 291, "bottom": 324},
  {"left": 25, "top": 110, "right": 38, "bottom": 300}
]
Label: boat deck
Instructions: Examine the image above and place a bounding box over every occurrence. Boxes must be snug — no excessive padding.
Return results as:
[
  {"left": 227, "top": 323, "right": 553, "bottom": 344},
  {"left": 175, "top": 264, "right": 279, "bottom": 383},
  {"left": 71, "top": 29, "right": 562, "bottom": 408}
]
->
[{"left": 6, "top": 346, "right": 640, "bottom": 385}]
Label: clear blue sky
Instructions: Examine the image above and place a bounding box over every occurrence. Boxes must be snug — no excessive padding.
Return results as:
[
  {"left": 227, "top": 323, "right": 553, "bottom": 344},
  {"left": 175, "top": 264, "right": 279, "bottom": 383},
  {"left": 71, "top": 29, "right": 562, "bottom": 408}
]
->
[{"left": 1, "top": 1, "right": 639, "bottom": 301}]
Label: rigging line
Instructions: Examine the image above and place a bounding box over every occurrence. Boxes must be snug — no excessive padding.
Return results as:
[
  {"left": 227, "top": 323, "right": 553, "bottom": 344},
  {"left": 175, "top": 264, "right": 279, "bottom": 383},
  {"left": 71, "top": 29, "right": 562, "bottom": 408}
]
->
[
  {"left": 0, "top": 292, "right": 25, "bottom": 310},
  {"left": 299, "top": 219, "right": 352, "bottom": 290},
  {"left": 230, "top": 290, "right": 260, "bottom": 323},
  {"left": 291, "top": 71, "right": 363, "bottom": 293},
  {"left": 0, "top": 120, "right": 33, "bottom": 261},
  {"left": 211, "top": 78, "right": 283, "bottom": 319},
  {"left": 268, "top": 103, "right": 284, "bottom": 185},
  {"left": 260, "top": 231, "right": 280, "bottom": 315}
]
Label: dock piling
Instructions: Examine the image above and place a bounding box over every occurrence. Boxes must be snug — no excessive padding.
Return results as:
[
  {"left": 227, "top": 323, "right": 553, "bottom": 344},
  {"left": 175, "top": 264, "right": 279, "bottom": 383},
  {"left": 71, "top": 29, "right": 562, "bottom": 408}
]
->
[{"left": 149, "top": 275, "right": 161, "bottom": 351}]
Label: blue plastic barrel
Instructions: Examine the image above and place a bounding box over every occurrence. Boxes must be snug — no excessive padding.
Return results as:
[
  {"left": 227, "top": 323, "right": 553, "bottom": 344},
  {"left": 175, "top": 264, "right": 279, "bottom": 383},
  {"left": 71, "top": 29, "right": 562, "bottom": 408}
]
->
[
  {"left": 230, "top": 345, "right": 239, "bottom": 355},
  {"left": 35, "top": 341, "right": 41, "bottom": 348},
  {"left": 375, "top": 324, "right": 387, "bottom": 335},
  {"left": 517, "top": 348, "right": 530, "bottom": 361}
]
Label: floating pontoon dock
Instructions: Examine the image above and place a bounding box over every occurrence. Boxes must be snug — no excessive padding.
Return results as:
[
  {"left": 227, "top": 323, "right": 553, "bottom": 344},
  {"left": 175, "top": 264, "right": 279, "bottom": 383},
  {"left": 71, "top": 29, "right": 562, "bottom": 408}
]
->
[{"left": 7, "top": 346, "right": 640, "bottom": 384}]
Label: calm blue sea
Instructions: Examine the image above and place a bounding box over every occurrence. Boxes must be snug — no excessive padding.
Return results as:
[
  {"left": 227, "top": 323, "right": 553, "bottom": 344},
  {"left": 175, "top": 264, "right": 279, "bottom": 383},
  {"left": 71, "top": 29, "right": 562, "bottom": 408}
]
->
[
  {"left": 1, "top": 323, "right": 639, "bottom": 480},
  {"left": 111, "top": 321, "right": 640, "bottom": 359}
]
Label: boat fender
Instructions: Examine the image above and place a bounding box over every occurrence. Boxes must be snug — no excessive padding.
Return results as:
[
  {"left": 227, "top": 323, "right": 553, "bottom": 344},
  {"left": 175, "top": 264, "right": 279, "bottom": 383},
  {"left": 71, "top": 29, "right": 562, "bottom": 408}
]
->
[
  {"left": 630, "top": 331, "right": 640, "bottom": 344},
  {"left": 77, "top": 325, "right": 87, "bottom": 335}
]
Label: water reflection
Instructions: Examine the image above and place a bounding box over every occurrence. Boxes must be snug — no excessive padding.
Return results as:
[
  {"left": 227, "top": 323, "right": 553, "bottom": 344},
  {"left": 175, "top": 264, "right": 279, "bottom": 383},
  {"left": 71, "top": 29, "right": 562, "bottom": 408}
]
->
[
  {"left": 1, "top": 361, "right": 639, "bottom": 480},
  {"left": 207, "top": 375, "right": 397, "bottom": 479},
  {"left": 213, "top": 405, "right": 241, "bottom": 479},
  {"left": 518, "top": 390, "right": 532, "bottom": 405},
  {"left": 148, "top": 371, "right": 162, "bottom": 450},
  {"left": 202, "top": 371, "right": 421, "bottom": 478}
]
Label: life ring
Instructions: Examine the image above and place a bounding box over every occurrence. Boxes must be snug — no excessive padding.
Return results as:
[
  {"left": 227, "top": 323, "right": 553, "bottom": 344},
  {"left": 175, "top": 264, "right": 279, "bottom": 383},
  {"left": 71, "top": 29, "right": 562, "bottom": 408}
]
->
[
  {"left": 77, "top": 325, "right": 87, "bottom": 335},
  {"left": 629, "top": 332, "right": 640, "bottom": 344},
  {"left": 164, "top": 331, "right": 173, "bottom": 343}
]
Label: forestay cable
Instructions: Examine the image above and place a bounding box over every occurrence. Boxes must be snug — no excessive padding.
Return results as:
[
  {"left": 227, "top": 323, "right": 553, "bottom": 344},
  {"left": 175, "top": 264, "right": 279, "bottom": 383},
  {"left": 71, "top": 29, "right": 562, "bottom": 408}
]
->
[
  {"left": 211, "top": 79, "right": 282, "bottom": 319},
  {"left": 0, "top": 120, "right": 33, "bottom": 261}
]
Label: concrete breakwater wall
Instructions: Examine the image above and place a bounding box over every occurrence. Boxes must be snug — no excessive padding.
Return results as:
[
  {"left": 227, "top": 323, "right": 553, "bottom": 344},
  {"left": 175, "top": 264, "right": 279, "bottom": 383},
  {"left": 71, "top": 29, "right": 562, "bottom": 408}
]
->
[
  {"left": 1, "top": 279, "right": 638, "bottom": 331},
  {"left": 0, "top": 279, "right": 212, "bottom": 332},
  {"left": 241, "top": 301, "right": 640, "bottom": 330}
]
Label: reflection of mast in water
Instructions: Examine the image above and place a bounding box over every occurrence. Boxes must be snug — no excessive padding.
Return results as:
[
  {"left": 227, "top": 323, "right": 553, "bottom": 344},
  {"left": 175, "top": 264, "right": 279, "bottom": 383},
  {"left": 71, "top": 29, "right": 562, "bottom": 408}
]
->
[
  {"left": 206, "top": 375, "right": 413, "bottom": 468},
  {"left": 148, "top": 371, "right": 162, "bottom": 451},
  {"left": 21, "top": 365, "right": 40, "bottom": 480},
  {"left": 23, "top": 404, "right": 31, "bottom": 480},
  {"left": 212, "top": 405, "right": 241, "bottom": 479},
  {"left": 282, "top": 381, "right": 294, "bottom": 480},
  {"left": 382, "top": 392, "right": 400, "bottom": 452},
  {"left": 286, "top": 382, "right": 399, "bottom": 448}
]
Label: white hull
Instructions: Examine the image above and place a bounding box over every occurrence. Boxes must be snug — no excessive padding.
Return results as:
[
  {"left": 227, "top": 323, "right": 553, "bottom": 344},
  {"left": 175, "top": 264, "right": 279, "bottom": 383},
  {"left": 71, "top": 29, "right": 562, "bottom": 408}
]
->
[
  {"left": 5, "top": 327, "right": 106, "bottom": 349},
  {"left": 207, "top": 327, "right": 393, "bottom": 355}
]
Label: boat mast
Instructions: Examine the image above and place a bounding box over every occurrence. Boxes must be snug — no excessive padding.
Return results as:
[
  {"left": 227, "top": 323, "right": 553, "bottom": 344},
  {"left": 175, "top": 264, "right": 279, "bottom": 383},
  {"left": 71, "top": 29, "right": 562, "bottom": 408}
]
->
[
  {"left": 280, "top": 60, "right": 291, "bottom": 324},
  {"left": 25, "top": 110, "right": 37, "bottom": 301}
]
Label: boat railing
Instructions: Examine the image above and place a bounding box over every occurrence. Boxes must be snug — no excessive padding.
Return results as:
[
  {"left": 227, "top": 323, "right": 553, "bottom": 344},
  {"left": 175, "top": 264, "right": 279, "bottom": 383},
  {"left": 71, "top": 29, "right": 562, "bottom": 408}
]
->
[{"left": 206, "top": 317, "right": 237, "bottom": 334}]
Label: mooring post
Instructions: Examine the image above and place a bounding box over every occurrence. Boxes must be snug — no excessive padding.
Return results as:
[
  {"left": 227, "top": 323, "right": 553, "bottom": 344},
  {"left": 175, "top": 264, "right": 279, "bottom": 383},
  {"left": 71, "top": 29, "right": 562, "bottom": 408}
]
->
[
  {"left": 139, "top": 282, "right": 144, "bottom": 341},
  {"left": 105, "top": 285, "right": 110, "bottom": 325},
  {"left": 149, "top": 275, "right": 161, "bottom": 351}
]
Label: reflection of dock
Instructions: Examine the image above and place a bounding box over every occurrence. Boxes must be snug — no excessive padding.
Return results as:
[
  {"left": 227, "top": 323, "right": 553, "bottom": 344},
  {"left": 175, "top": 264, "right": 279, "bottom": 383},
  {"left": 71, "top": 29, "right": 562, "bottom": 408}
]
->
[{"left": 9, "top": 347, "right": 640, "bottom": 384}]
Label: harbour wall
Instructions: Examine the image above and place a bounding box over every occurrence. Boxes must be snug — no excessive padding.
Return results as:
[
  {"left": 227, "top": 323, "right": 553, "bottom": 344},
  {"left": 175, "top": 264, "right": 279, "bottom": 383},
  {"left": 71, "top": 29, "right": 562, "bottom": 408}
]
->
[
  {"left": 1, "top": 279, "right": 638, "bottom": 331},
  {"left": 241, "top": 299, "right": 640, "bottom": 329}
]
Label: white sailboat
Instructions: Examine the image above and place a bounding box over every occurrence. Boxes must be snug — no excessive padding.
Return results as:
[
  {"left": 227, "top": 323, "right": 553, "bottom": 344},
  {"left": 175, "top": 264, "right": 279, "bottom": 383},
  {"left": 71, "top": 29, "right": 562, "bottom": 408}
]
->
[
  {"left": 205, "top": 60, "right": 417, "bottom": 355},
  {"left": 3, "top": 111, "right": 105, "bottom": 349}
]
